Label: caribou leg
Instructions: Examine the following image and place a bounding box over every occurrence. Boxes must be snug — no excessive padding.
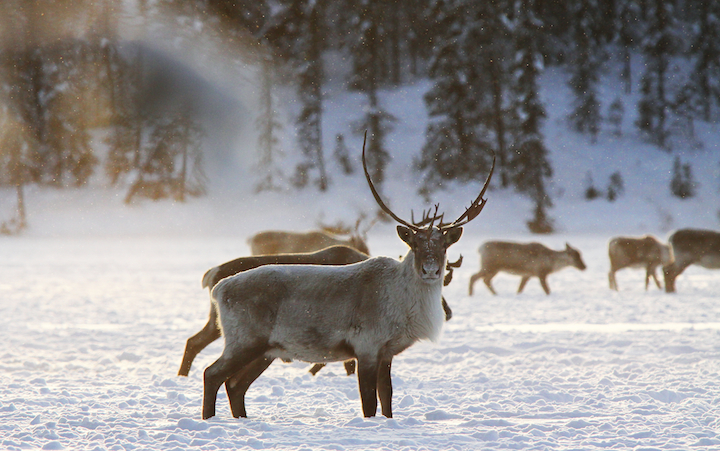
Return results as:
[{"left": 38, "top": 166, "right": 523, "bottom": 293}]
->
[
  {"left": 308, "top": 360, "right": 356, "bottom": 376},
  {"left": 225, "top": 355, "right": 275, "bottom": 418},
  {"left": 608, "top": 270, "right": 618, "bottom": 291},
  {"left": 356, "top": 356, "right": 380, "bottom": 417},
  {"left": 468, "top": 271, "right": 481, "bottom": 295},
  {"left": 481, "top": 270, "right": 498, "bottom": 295},
  {"left": 377, "top": 358, "right": 393, "bottom": 418},
  {"left": 179, "top": 305, "right": 221, "bottom": 376},
  {"left": 517, "top": 276, "right": 531, "bottom": 294},
  {"left": 203, "top": 343, "right": 269, "bottom": 419},
  {"left": 651, "top": 267, "right": 663, "bottom": 289},
  {"left": 538, "top": 275, "right": 551, "bottom": 295}
]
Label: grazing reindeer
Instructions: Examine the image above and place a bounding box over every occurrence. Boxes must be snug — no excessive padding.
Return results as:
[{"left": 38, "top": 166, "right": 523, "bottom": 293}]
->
[
  {"left": 248, "top": 227, "right": 370, "bottom": 256},
  {"left": 468, "top": 241, "right": 586, "bottom": 295},
  {"left": 178, "top": 245, "right": 369, "bottom": 378},
  {"left": 201, "top": 135, "right": 494, "bottom": 419},
  {"left": 608, "top": 235, "right": 674, "bottom": 291},
  {"left": 663, "top": 229, "right": 720, "bottom": 293}
]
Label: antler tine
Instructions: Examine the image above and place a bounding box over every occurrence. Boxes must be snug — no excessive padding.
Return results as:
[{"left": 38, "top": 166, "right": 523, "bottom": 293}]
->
[
  {"left": 442, "top": 154, "right": 496, "bottom": 230},
  {"left": 428, "top": 204, "right": 441, "bottom": 228},
  {"left": 411, "top": 208, "right": 431, "bottom": 226},
  {"left": 362, "top": 131, "right": 418, "bottom": 231}
]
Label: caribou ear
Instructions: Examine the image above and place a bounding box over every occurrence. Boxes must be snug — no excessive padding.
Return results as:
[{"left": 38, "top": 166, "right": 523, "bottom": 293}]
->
[
  {"left": 397, "top": 225, "right": 414, "bottom": 247},
  {"left": 445, "top": 227, "right": 463, "bottom": 247}
]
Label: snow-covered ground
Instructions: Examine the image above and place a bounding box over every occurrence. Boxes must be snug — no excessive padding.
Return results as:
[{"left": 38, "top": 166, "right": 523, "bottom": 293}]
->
[
  {"left": 2, "top": 229, "right": 720, "bottom": 450},
  {"left": 3, "top": 25, "right": 720, "bottom": 449}
]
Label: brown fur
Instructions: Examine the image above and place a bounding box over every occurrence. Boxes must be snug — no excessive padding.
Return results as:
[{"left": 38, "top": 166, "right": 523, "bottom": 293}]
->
[
  {"left": 608, "top": 235, "right": 673, "bottom": 291},
  {"left": 664, "top": 229, "right": 720, "bottom": 292},
  {"left": 469, "top": 241, "right": 586, "bottom": 295}
]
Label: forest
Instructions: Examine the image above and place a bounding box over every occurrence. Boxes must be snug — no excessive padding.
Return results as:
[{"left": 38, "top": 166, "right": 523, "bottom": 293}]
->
[{"left": 0, "top": 0, "right": 718, "bottom": 234}]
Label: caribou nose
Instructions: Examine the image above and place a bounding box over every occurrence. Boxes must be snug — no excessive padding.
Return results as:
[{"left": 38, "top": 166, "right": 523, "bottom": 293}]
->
[{"left": 421, "top": 262, "right": 442, "bottom": 279}]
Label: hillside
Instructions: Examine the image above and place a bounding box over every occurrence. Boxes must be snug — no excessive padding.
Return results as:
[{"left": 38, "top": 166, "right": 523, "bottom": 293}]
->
[{"left": 2, "top": 55, "right": 719, "bottom": 241}]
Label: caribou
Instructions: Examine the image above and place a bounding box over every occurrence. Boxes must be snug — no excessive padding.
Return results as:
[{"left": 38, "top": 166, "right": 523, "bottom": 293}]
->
[
  {"left": 608, "top": 235, "right": 674, "bottom": 291},
  {"left": 178, "top": 245, "right": 457, "bottom": 378},
  {"left": 468, "top": 241, "right": 586, "bottom": 295},
  {"left": 178, "top": 245, "right": 368, "bottom": 378},
  {"left": 201, "top": 134, "right": 494, "bottom": 419},
  {"left": 663, "top": 228, "right": 720, "bottom": 293},
  {"left": 248, "top": 228, "right": 370, "bottom": 256}
]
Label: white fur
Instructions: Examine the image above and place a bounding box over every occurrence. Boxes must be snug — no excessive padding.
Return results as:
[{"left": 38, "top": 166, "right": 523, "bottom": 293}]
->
[{"left": 211, "top": 250, "right": 446, "bottom": 364}]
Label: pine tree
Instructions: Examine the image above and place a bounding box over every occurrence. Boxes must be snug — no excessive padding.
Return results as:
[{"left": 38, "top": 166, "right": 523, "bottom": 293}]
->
[
  {"left": 508, "top": 0, "right": 553, "bottom": 233},
  {"left": 0, "top": 117, "right": 33, "bottom": 233},
  {"left": 473, "top": 0, "right": 513, "bottom": 188},
  {"left": 606, "top": 171, "right": 624, "bottom": 201},
  {"left": 264, "top": 0, "right": 329, "bottom": 191},
  {"left": 416, "top": 0, "right": 494, "bottom": 194},
  {"left": 349, "top": 0, "right": 396, "bottom": 186},
  {"left": 125, "top": 109, "right": 206, "bottom": 203},
  {"left": 567, "top": 0, "right": 603, "bottom": 142},
  {"left": 607, "top": 98, "right": 625, "bottom": 136},
  {"left": 105, "top": 45, "right": 146, "bottom": 186},
  {"left": 2, "top": 0, "right": 49, "bottom": 186},
  {"left": 42, "top": 40, "right": 98, "bottom": 187},
  {"left": 636, "top": 0, "right": 679, "bottom": 150},
  {"left": 684, "top": 0, "right": 720, "bottom": 122},
  {"left": 669, "top": 156, "right": 696, "bottom": 199},
  {"left": 583, "top": 171, "right": 601, "bottom": 200},
  {"left": 615, "top": 0, "right": 641, "bottom": 94},
  {"left": 333, "top": 134, "right": 354, "bottom": 175},
  {"left": 255, "top": 54, "right": 286, "bottom": 192},
  {"left": 295, "top": 0, "right": 329, "bottom": 191}
]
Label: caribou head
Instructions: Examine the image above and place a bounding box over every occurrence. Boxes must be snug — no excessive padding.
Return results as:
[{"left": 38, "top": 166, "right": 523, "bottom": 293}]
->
[{"left": 362, "top": 132, "right": 494, "bottom": 283}]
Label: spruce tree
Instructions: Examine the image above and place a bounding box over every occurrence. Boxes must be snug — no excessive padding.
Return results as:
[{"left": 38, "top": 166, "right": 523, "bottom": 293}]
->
[
  {"left": 255, "top": 54, "right": 285, "bottom": 192},
  {"left": 333, "top": 134, "right": 354, "bottom": 175},
  {"left": 349, "top": 0, "right": 395, "bottom": 186},
  {"left": 670, "top": 156, "right": 696, "bottom": 199},
  {"left": 265, "top": 0, "right": 329, "bottom": 191},
  {"left": 636, "top": 0, "right": 679, "bottom": 150},
  {"left": 508, "top": 0, "right": 553, "bottom": 233},
  {"left": 567, "top": 0, "right": 603, "bottom": 142},
  {"left": 125, "top": 109, "right": 206, "bottom": 203},
  {"left": 684, "top": 0, "right": 720, "bottom": 122},
  {"left": 0, "top": 118, "right": 33, "bottom": 233},
  {"left": 417, "top": 0, "right": 494, "bottom": 194},
  {"left": 295, "top": 0, "right": 329, "bottom": 191},
  {"left": 615, "top": 0, "right": 641, "bottom": 94},
  {"left": 42, "top": 41, "right": 98, "bottom": 187}
]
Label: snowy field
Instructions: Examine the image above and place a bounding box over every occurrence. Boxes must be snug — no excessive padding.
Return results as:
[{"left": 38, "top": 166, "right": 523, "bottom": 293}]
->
[{"left": 2, "top": 229, "right": 720, "bottom": 451}]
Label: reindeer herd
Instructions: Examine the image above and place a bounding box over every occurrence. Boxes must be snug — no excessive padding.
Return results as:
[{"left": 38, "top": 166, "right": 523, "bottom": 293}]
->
[
  {"left": 465, "top": 229, "right": 720, "bottom": 296},
  {"left": 177, "top": 135, "right": 720, "bottom": 421}
]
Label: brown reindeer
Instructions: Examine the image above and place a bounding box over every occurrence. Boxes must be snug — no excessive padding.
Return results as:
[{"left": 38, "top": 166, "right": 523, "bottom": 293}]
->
[
  {"left": 608, "top": 235, "right": 674, "bottom": 291},
  {"left": 200, "top": 134, "right": 494, "bottom": 419},
  {"left": 248, "top": 229, "right": 369, "bottom": 256},
  {"left": 663, "top": 229, "right": 720, "bottom": 293},
  {"left": 468, "top": 241, "right": 586, "bottom": 295}
]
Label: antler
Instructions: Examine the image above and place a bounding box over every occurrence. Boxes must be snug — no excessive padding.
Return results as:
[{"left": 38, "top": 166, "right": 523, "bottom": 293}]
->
[
  {"left": 362, "top": 131, "right": 420, "bottom": 232},
  {"left": 411, "top": 204, "right": 445, "bottom": 229},
  {"left": 363, "top": 131, "right": 494, "bottom": 232},
  {"left": 440, "top": 154, "right": 495, "bottom": 230}
]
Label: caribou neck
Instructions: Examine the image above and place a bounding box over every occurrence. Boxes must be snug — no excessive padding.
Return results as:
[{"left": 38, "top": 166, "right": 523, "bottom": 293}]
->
[{"left": 395, "top": 250, "right": 445, "bottom": 343}]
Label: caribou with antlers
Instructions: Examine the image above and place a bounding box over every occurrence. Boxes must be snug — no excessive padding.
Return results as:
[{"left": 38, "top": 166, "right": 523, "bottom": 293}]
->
[
  {"left": 178, "top": 244, "right": 457, "bottom": 379},
  {"left": 201, "top": 134, "right": 494, "bottom": 419}
]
